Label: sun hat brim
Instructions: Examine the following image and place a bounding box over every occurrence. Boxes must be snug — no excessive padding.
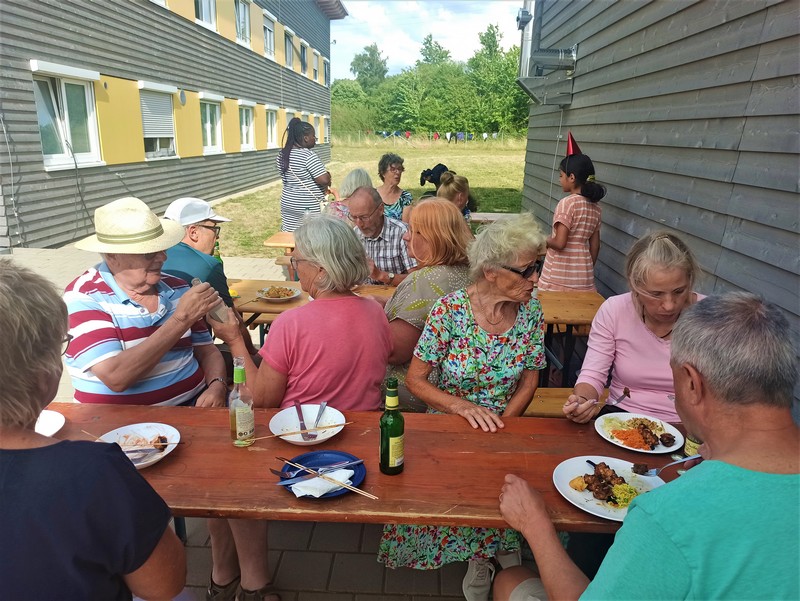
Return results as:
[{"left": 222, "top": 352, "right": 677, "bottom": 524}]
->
[{"left": 74, "top": 218, "right": 185, "bottom": 254}]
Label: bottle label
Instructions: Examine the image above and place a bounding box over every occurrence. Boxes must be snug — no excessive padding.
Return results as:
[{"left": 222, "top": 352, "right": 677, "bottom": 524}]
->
[
  {"left": 388, "top": 434, "right": 404, "bottom": 467},
  {"left": 235, "top": 406, "right": 255, "bottom": 440},
  {"left": 385, "top": 394, "right": 399, "bottom": 409},
  {"left": 683, "top": 436, "right": 702, "bottom": 457}
]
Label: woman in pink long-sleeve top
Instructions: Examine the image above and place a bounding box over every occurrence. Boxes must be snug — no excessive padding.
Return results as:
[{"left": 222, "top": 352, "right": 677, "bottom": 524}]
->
[{"left": 563, "top": 231, "right": 703, "bottom": 423}]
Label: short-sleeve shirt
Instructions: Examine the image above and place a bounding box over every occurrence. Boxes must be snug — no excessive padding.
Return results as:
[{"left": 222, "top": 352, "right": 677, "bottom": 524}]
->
[
  {"left": 64, "top": 263, "right": 212, "bottom": 405},
  {"left": 0, "top": 441, "right": 171, "bottom": 600},
  {"left": 354, "top": 217, "right": 417, "bottom": 282},
  {"left": 163, "top": 241, "right": 233, "bottom": 307},
  {"left": 414, "top": 288, "right": 546, "bottom": 414},
  {"left": 260, "top": 295, "right": 391, "bottom": 411},
  {"left": 382, "top": 190, "right": 413, "bottom": 221},
  {"left": 278, "top": 147, "right": 328, "bottom": 232},
  {"left": 539, "top": 193, "right": 602, "bottom": 291}
]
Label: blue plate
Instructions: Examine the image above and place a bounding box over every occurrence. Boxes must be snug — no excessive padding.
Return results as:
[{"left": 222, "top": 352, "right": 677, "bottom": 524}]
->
[{"left": 280, "top": 450, "right": 366, "bottom": 499}]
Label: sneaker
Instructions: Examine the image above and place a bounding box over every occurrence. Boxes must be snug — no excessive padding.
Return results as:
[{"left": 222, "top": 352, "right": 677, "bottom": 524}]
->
[
  {"left": 462, "top": 558, "right": 496, "bottom": 601},
  {"left": 496, "top": 550, "right": 522, "bottom": 569}
]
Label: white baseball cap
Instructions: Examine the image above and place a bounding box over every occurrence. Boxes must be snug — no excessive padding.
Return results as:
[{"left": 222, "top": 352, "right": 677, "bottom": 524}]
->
[{"left": 164, "top": 197, "right": 232, "bottom": 225}]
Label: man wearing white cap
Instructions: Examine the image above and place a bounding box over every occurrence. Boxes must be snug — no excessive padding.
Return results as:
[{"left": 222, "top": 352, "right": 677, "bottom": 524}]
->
[
  {"left": 163, "top": 197, "right": 233, "bottom": 308},
  {"left": 63, "top": 197, "right": 227, "bottom": 407}
]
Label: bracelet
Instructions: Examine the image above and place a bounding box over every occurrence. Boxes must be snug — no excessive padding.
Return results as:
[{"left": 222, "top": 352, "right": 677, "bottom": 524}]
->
[{"left": 207, "top": 377, "right": 227, "bottom": 390}]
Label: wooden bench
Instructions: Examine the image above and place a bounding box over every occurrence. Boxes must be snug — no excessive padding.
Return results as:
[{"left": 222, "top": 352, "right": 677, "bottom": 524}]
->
[
  {"left": 524, "top": 388, "right": 609, "bottom": 418},
  {"left": 470, "top": 212, "right": 514, "bottom": 225}
]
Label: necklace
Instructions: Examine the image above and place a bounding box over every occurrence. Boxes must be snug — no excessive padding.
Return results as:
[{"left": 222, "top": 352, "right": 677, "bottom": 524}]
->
[
  {"left": 642, "top": 307, "right": 673, "bottom": 339},
  {"left": 472, "top": 286, "right": 505, "bottom": 326}
]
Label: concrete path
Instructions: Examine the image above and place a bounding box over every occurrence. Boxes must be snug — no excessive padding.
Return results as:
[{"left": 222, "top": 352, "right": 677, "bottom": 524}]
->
[{"left": 4, "top": 245, "right": 469, "bottom": 600}]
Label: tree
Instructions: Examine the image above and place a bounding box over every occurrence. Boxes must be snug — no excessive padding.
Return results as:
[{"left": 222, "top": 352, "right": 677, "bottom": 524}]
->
[
  {"left": 331, "top": 79, "right": 367, "bottom": 108},
  {"left": 349, "top": 43, "right": 388, "bottom": 95},
  {"left": 417, "top": 34, "right": 451, "bottom": 65}
]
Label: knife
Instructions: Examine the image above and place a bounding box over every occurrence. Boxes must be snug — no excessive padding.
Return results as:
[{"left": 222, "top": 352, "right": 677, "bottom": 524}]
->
[
  {"left": 293, "top": 400, "right": 310, "bottom": 441},
  {"left": 274, "top": 460, "right": 364, "bottom": 486}
]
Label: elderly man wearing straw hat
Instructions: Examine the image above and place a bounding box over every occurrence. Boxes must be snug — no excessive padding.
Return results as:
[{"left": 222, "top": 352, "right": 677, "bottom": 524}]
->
[{"left": 63, "top": 197, "right": 227, "bottom": 407}]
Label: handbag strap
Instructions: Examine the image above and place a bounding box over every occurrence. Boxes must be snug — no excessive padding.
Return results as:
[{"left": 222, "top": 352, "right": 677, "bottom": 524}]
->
[{"left": 288, "top": 167, "right": 326, "bottom": 204}]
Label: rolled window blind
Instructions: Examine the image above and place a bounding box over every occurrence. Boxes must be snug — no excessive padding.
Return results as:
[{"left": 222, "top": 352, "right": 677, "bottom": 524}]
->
[{"left": 140, "top": 91, "right": 174, "bottom": 137}]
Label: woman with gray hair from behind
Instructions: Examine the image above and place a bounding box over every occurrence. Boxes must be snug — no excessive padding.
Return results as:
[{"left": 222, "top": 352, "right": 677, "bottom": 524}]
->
[
  {"left": 0, "top": 260, "right": 185, "bottom": 600},
  {"left": 378, "top": 213, "right": 547, "bottom": 601},
  {"left": 213, "top": 215, "right": 390, "bottom": 411},
  {"left": 325, "top": 167, "right": 373, "bottom": 221}
]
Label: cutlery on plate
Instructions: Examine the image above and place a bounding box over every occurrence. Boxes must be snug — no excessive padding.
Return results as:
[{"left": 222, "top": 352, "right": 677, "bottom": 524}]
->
[
  {"left": 606, "top": 386, "right": 631, "bottom": 406},
  {"left": 272, "top": 460, "right": 364, "bottom": 485},
  {"left": 272, "top": 458, "right": 359, "bottom": 479},
  {"left": 293, "top": 400, "right": 311, "bottom": 441},
  {"left": 306, "top": 401, "right": 327, "bottom": 441},
  {"left": 276, "top": 456, "right": 378, "bottom": 500},
  {"left": 636, "top": 454, "right": 701, "bottom": 477}
]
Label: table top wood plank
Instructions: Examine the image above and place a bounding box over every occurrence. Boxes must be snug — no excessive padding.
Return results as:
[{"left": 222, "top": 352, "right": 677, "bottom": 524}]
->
[
  {"left": 263, "top": 232, "right": 296, "bottom": 250},
  {"left": 52, "top": 403, "right": 678, "bottom": 533},
  {"left": 537, "top": 290, "right": 604, "bottom": 326},
  {"left": 232, "top": 280, "right": 395, "bottom": 316}
]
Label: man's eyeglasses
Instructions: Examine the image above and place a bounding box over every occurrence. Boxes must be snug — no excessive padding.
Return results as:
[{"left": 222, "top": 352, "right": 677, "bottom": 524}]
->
[
  {"left": 61, "top": 334, "right": 73, "bottom": 356},
  {"left": 501, "top": 259, "right": 544, "bottom": 279},
  {"left": 348, "top": 203, "right": 382, "bottom": 223},
  {"left": 196, "top": 224, "right": 221, "bottom": 237}
]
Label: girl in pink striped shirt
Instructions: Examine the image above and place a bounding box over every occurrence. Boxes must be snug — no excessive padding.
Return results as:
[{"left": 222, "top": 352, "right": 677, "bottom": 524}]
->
[{"left": 538, "top": 154, "right": 605, "bottom": 291}]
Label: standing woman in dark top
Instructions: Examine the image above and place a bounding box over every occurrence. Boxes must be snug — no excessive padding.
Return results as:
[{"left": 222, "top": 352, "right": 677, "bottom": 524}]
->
[{"left": 277, "top": 117, "right": 331, "bottom": 232}]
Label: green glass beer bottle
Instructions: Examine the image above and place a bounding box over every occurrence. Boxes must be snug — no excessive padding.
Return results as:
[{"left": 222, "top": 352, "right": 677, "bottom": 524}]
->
[{"left": 379, "top": 377, "right": 404, "bottom": 475}]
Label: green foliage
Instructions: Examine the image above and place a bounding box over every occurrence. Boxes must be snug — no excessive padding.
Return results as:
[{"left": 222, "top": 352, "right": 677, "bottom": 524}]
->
[
  {"left": 349, "top": 43, "right": 388, "bottom": 95},
  {"left": 334, "top": 26, "right": 529, "bottom": 135}
]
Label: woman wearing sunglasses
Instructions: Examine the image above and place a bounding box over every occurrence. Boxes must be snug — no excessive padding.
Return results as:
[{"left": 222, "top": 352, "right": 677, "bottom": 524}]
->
[{"left": 378, "top": 214, "right": 547, "bottom": 600}]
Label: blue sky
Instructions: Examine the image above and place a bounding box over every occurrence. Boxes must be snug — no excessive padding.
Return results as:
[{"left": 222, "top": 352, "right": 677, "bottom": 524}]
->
[{"left": 330, "top": 0, "right": 524, "bottom": 82}]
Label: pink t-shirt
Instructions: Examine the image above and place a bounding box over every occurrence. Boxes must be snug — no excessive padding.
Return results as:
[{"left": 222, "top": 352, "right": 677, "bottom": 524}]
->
[
  {"left": 260, "top": 295, "right": 391, "bottom": 411},
  {"left": 578, "top": 292, "right": 703, "bottom": 423}
]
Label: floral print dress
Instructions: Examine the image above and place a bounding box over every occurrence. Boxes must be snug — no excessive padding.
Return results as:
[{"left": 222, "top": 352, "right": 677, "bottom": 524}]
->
[
  {"left": 377, "top": 288, "right": 546, "bottom": 569},
  {"left": 382, "top": 190, "right": 413, "bottom": 221}
]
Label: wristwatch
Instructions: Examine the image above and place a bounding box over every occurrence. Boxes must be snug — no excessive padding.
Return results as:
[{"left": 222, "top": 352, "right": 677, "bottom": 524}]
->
[
  {"left": 386, "top": 272, "right": 396, "bottom": 285},
  {"left": 207, "top": 377, "right": 227, "bottom": 391}
]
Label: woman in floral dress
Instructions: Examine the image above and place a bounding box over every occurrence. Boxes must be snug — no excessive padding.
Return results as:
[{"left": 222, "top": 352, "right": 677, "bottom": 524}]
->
[
  {"left": 377, "top": 213, "right": 547, "bottom": 601},
  {"left": 376, "top": 153, "right": 413, "bottom": 221}
]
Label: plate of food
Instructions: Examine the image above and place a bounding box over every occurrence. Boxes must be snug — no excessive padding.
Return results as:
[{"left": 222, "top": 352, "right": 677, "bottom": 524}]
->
[
  {"left": 553, "top": 456, "right": 665, "bottom": 522},
  {"left": 269, "top": 404, "right": 345, "bottom": 446},
  {"left": 100, "top": 423, "right": 180, "bottom": 469},
  {"left": 279, "top": 450, "right": 366, "bottom": 499},
  {"left": 35, "top": 409, "right": 66, "bottom": 437},
  {"left": 594, "top": 413, "right": 683, "bottom": 454},
  {"left": 257, "top": 285, "right": 301, "bottom": 302}
]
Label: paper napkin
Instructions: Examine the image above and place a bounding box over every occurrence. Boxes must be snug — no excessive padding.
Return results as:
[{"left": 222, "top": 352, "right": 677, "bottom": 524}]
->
[{"left": 290, "top": 469, "right": 354, "bottom": 498}]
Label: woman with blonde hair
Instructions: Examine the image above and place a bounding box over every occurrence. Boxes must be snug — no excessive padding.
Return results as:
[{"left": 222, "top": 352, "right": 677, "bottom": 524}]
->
[
  {"left": 436, "top": 171, "right": 474, "bottom": 221},
  {"left": 384, "top": 198, "right": 473, "bottom": 408},
  {"left": 564, "top": 230, "right": 704, "bottom": 423}
]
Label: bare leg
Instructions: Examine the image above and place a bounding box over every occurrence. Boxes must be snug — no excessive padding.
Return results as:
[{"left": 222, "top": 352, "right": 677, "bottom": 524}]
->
[
  {"left": 493, "top": 566, "right": 545, "bottom": 601},
  {"left": 208, "top": 518, "right": 240, "bottom": 586},
  {"left": 228, "top": 519, "right": 274, "bottom": 593}
]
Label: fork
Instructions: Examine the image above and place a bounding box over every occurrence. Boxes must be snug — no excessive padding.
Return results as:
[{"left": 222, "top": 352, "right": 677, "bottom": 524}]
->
[
  {"left": 639, "top": 454, "right": 701, "bottom": 477},
  {"left": 606, "top": 386, "right": 630, "bottom": 407},
  {"left": 305, "top": 401, "right": 327, "bottom": 441}
]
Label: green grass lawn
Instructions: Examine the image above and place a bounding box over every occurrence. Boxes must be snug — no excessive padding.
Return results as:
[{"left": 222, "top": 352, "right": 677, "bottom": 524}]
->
[{"left": 215, "top": 137, "right": 527, "bottom": 257}]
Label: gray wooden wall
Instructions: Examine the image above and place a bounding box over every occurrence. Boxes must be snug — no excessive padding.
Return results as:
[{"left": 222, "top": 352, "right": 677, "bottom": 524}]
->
[
  {"left": 0, "top": 0, "right": 332, "bottom": 249},
  {"left": 523, "top": 0, "right": 799, "bottom": 352}
]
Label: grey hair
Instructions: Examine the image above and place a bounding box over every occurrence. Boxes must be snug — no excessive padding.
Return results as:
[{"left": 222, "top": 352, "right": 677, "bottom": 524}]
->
[
  {"left": 0, "top": 259, "right": 68, "bottom": 427},
  {"left": 340, "top": 168, "right": 373, "bottom": 199},
  {"left": 671, "top": 292, "right": 797, "bottom": 408},
  {"left": 467, "top": 213, "right": 546, "bottom": 281},
  {"left": 626, "top": 231, "right": 700, "bottom": 299},
  {"left": 294, "top": 215, "right": 369, "bottom": 292}
]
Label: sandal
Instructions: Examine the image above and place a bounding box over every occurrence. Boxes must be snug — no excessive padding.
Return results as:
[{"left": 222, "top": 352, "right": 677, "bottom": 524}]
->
[
  {"left": 237, "top": 582, "right": 281, "bottom": 601},
  {"left": 206, "top": 574, "right": 240, "bottom": 601}
]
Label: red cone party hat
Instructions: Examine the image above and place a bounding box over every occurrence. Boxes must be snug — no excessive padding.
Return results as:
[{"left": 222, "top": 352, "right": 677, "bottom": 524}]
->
[{"left": 566, "top": 131, "right": 582, "bottom": 156}]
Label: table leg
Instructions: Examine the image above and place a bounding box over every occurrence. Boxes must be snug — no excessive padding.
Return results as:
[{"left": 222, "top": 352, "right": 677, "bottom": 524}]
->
[
  {"left": 542, "top": 324, "right": 554, "bottom": 387},
  {"left": 284, "top": 248, "right": 297, "bottom": 281},
  {"left": 563, "top": 324, "right": 576, "bottom": 386}
]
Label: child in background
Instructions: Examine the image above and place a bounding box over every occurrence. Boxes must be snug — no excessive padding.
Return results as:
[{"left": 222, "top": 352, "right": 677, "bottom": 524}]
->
[{"left": 538, "top": 153, "right": 605, "bottom": 291}]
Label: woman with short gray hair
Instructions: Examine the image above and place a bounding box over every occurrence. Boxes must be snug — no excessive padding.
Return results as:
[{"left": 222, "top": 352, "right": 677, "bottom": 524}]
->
[
  {"left": 325, "top": 167, "right": 373, "bottom": 221},
  {"left": 213, "top": 215, "right": 390, "bottom": 411}
]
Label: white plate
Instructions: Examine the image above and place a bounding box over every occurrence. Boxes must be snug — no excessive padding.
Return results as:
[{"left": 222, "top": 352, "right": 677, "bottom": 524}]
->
[
  {"left": 595, "top": 412, "right": 684, "bottom": 454},
  {"left": 257, "top": 286, "right": 301, "bottom": 303},
  {"left": 35, "top": 409, "right": 65, "bottom": 437},
  {"left": 100, "top": 422, "right": 180, "bottom": 469},
  {"left": 269, "top": 404, "right": 345, "bottom": 446},
  {"left": 553, "top": 456, "right": 665, "bottom": 522}
]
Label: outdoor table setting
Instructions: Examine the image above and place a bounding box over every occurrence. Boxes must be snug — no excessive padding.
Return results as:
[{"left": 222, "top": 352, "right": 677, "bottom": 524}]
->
[{"left": 48, "top": 402, "right": 686, "bottom": 534}]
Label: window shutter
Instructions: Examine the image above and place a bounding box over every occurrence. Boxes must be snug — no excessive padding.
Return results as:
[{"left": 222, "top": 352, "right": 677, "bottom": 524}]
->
[{"left": 140, "top": 91, "right": 174, "bottom": 137}]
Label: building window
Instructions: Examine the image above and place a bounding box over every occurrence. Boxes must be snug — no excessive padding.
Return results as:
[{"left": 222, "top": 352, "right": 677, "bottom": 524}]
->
[
  {"left": 33, "top": 75, "right": 101, "bottom": 168},
  {"left": 239, "top": 106, "right": 253, "bottom": 150},
  {"left": 140, "top": 90, "right": 175, "bottom": 159},
  {"left": 234, "top": 0, "right": 250, "bottom": 46},
  {"left": 325, "top": 118, "right": 330, "bottom": 143},
  {"left": 284, "top": 33, "right": 293, "bottom": 68},
  {"left": 300, "top": 44, "right": 307, "bottom": 73},
  {"left": 323, "top": 60, "right": 330, "bottom": 87},
  {"left": 263, "top": 16, "right": 274, "bottom": 58},
  {"left": 313, "top": 54, "right": 319, "bottom": 80},
  {"left": 266, "top": 110, "right": 277, "bottom": 147},
  {"left": 200, "top": 101, "right": 222, "bottom": 153},
  {"left": 194, "top": 0, "right": 216, "bottom": 28},
  {"left": 314, "top": 116, "right": 320, "bottom": 136}
]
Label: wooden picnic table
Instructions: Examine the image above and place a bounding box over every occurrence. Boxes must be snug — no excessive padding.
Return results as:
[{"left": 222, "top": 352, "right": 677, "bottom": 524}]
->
[
  {"left": 51, "top": 402, "right": 680, "bottom": 533},
  {"left": 263, "top": 231, "right": 295, "bottom": 252}
]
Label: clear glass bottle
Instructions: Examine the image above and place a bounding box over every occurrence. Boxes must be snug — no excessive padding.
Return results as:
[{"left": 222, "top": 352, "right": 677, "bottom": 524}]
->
[
  {"left": 229, "top": 357, "right": 254, "bottom": 443},
  {"left": 213, "top": 240, "right": 223, "bottom": 264},
  {"left": 379, "top": 377, "right": 404, "bottom": 475}
]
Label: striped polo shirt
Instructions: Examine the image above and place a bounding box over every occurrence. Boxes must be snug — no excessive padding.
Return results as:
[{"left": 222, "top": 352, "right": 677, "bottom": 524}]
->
[
  {"left": 277, "top": 147, "right": 328, "bottom": 232},
  {"left": 63, "top": 264, "right": 212, "bottom": 405}
]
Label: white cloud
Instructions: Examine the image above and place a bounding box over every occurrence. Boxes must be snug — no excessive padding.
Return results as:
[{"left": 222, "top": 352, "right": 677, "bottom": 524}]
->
[{"left": 331, "top": 0, "right": 523, "bottom": 82}]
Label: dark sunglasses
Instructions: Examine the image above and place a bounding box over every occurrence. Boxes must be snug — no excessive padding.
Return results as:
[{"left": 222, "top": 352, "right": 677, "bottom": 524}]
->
[{"left": 501, "top": 259, "right": 544, "bottom": 279}]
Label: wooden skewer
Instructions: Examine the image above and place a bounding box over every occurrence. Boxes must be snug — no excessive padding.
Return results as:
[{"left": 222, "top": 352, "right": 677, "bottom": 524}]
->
[
  {"left": 254, "top": 421, "right": 352, "bottom": 442},
  {"left": 277, "top": 456, "right": 378, "bottom": 500},
  {"left": 81, "top": 429, "right": 184, "bottom": 448}
]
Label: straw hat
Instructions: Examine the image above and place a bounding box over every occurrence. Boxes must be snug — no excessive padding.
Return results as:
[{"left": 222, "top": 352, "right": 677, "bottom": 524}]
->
[{"left": 75, "top": 197, "right": 185, "bottom": 254}]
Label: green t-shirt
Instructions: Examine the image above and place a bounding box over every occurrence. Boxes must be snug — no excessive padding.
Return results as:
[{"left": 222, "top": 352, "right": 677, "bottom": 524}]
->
[{"left": 582, "top": 460, "right": 800, "bottom": 600}]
